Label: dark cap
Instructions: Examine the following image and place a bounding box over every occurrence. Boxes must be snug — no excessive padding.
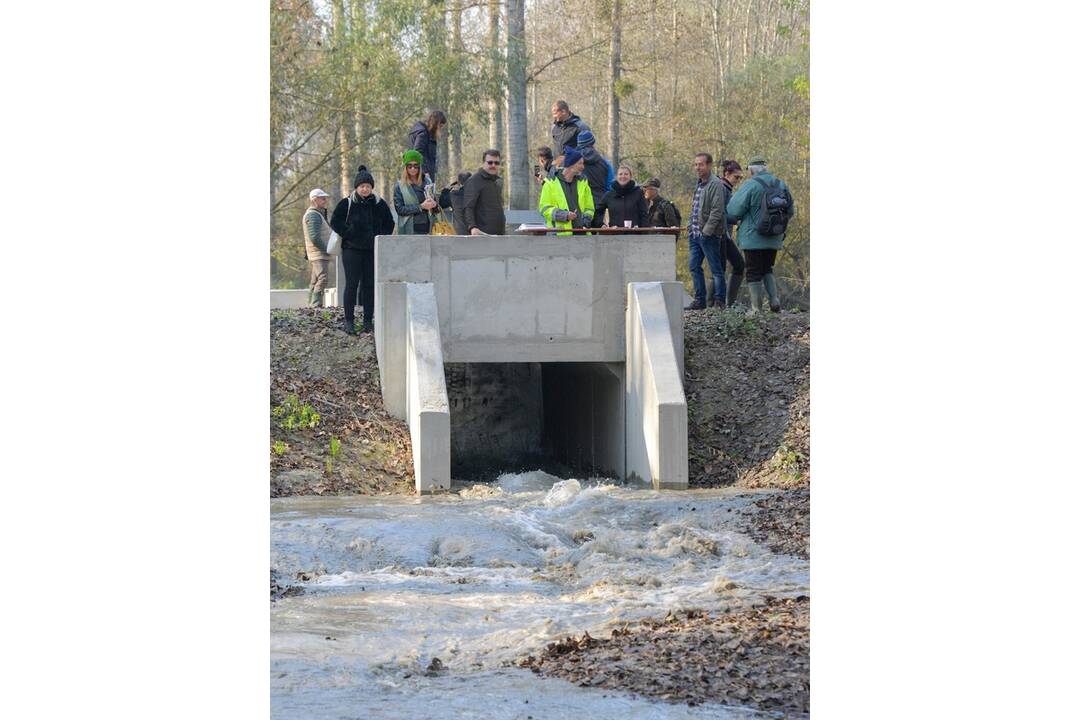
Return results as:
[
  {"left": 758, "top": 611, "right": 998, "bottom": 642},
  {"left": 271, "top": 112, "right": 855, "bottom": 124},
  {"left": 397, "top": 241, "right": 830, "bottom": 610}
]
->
[
  {"left": 644, "top": 178, "right": 661, "bottom": 189},
  {"left": 748, "top": 154, "right": 767, "bottom": 165},
  {"left": 353, "top": 165, "right": 375, "bottom": 188}
]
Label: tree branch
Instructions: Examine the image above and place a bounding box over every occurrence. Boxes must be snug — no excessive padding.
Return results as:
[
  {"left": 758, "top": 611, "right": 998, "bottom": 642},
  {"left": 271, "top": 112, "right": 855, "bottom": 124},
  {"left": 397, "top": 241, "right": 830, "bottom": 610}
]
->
[{"left": 526, "top": 40, "right": 607, "bottom": 82}]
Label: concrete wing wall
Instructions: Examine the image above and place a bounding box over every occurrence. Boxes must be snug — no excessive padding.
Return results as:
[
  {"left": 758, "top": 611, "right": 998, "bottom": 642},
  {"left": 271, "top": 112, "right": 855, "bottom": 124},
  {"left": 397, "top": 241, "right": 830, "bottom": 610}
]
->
[
  {"left": 405, "top": 283, "right": 451, "bottom": 493},
  {"left": 625, "top": 282, "right": 688, "bottom": 490}
]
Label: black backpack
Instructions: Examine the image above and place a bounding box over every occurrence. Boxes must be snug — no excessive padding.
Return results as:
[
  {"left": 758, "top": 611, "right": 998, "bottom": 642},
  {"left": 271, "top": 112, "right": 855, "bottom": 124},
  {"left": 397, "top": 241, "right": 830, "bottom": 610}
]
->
[
  {"left": 663, "top": 198, "right": 682, "bottom": 228},
  {"left": 752, "top": 176, "right": 793, "bottom": 236}
]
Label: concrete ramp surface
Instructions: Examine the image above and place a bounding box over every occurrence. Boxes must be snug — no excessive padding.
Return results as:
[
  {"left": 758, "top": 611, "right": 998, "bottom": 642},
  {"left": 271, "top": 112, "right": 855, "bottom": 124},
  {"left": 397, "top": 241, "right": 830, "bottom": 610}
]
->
[{"left": 374, "top": 235, "right": 687, "bottom": 491}]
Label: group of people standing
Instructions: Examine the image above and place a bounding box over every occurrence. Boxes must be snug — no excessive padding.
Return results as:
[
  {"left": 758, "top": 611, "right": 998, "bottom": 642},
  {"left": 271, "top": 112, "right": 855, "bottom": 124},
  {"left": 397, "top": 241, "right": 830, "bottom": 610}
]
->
[{"left": 301, "top": 101, "right": 795, "bottom": 334}]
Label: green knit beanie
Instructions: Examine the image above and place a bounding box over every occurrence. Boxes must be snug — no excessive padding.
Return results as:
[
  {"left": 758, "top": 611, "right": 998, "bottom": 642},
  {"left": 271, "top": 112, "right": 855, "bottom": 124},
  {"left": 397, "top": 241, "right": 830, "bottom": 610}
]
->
[{"left": 402, "top": 149, "right": 424, "bottom": 166}]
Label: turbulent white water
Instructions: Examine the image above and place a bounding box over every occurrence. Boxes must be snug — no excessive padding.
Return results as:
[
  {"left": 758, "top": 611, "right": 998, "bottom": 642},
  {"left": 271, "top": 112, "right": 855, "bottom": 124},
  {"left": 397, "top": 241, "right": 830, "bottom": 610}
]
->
[{"left": 271, "top": 471, "right": 808, "bottom": 719}]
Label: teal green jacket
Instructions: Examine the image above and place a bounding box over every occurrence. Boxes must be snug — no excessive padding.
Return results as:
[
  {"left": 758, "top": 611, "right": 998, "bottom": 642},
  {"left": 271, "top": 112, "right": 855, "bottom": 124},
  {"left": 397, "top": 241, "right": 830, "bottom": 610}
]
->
[{"left": 725, "top": 171, "right": 794, "bottom": 251}]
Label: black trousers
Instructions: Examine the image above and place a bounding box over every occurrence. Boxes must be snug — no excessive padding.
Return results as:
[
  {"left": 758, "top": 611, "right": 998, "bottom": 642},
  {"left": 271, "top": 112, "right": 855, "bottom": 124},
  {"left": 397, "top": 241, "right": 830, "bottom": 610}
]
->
[
  {"left": 744, "top": 248, "right": 778, "bottom": 282},
  {"left": 342, "top": 247, "right": 374, "bottom": 325},
  {"left": 720, "top": 235, "right": 745, "bottom": 277}
]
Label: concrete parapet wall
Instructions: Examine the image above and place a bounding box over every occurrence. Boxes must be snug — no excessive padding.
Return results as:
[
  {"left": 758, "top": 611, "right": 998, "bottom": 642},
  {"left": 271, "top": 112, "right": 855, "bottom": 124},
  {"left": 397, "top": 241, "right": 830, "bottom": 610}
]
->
[
  {"left": 405, "top": 283, "right": 451, "bottom": 493},
  {"left": 270, "top": 288, "right": 337, "bottom": 309},
  {"left": 376, "top": 235, "right": 675, "bottom": 363},
  {"left": 625, "top": 282, "right": 688, "bottom": 490},
  {"left": 270, "top": 289, "right": 310, "bottom": 309}
]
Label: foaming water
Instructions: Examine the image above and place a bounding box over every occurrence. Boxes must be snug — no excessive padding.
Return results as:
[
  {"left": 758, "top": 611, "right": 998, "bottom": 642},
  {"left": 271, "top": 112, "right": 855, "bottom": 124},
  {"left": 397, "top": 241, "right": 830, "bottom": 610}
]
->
[{"left": 271, "top": 472, "right": 808, "bottom": 719}]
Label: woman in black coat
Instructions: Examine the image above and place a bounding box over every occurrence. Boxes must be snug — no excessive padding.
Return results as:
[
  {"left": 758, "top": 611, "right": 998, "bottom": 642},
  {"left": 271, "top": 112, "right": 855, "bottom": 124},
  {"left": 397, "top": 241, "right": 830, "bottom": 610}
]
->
[
  {"left": 407, "top": 109, "right": 447, "bottom": 184},
  {"left": 329, "top": 165, "right": 395, "bottom": 335},
  {"left": 592, "top": 165, "right": 648, "bottom": 229}
]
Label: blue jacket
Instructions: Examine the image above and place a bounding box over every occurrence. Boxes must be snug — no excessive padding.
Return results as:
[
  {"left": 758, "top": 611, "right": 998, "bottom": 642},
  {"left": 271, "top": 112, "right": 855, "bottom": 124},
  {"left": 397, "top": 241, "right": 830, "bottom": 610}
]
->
[{"left": 581, "top": 145, "right": 614, "bottom": 209}]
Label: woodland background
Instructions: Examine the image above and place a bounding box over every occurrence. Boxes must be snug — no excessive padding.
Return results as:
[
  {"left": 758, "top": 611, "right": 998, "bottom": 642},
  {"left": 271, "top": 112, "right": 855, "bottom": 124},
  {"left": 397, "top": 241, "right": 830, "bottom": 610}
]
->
[{"left": 271, "top": 0, "right": 809, "bottom": 303}]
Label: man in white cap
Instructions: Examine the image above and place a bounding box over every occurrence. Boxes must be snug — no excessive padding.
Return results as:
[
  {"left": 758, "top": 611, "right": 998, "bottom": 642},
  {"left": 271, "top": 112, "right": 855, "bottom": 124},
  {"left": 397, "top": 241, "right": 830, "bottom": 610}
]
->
[{"left": 303, "top": 189, "right": 332, "bottom": 307}]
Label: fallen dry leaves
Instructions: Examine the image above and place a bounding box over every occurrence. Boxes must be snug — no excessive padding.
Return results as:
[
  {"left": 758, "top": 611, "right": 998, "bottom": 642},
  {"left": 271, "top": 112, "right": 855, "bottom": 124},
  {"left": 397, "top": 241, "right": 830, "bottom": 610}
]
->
[{"left": 518, "top": 596, "right": 809, "bottom": 714}]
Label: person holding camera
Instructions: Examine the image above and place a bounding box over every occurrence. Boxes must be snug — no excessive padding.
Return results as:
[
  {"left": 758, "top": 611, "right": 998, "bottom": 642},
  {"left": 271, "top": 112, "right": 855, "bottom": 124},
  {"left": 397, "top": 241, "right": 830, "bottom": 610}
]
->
[
  {"left": 534, "top": 146, "right": 556, "bottom": 185},
  {"left": 393, "top": 149, "right": 439, "bottom": 235}
]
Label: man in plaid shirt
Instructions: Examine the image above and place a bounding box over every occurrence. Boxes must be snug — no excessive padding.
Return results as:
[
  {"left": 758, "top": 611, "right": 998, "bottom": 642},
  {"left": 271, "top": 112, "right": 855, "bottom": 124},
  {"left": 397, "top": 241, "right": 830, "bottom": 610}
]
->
[{"left": 687, "top": 153, "right": 728, "bottom": 309}]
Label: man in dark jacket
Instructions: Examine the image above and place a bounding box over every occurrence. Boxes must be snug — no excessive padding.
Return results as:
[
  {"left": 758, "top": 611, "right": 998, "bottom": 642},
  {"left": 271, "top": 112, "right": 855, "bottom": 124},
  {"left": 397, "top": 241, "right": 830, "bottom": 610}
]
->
[
  {"left": 330, "top": 165, "right": 396, "bottom": 333},
  {"left": 407, "top": 109, "right": 447, "bottom": 184},
  {"left": 462, "top": 149, "right": 506, "bottom": 235},
  {"left": 550, "top": 100, "right": 590, "bottom": 157},
  {"left": 642, "top": 178, "right": 681, "bottom": 232}
]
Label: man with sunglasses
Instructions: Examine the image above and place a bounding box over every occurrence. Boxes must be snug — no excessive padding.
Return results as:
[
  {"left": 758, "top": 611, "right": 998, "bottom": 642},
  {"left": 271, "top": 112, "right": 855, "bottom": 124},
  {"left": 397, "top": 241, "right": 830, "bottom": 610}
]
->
[{"left": 462, "top": 149, "right": 506, "bottom": 236}]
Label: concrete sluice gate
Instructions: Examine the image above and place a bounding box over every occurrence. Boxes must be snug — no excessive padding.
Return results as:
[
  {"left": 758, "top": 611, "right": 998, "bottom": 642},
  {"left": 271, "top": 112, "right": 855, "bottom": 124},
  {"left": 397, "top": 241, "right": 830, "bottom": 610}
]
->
[{"left": 374, "top": 235, "right": 688, "bottom": 493}]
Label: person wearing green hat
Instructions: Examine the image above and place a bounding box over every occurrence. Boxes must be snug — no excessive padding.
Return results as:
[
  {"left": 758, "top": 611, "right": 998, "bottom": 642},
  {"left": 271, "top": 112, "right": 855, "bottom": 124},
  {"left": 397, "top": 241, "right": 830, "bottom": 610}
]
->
[
  {"left": 725, "top": 154, "right": 795, "bottom": 313},
  {"left": 394, "top": 149, "right": 439, "bottom": 235}
]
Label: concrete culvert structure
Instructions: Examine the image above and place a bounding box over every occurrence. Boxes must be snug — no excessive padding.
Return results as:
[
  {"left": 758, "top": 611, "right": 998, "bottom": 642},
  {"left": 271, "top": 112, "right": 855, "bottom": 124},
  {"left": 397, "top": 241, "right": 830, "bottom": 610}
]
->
[{"left": 374, "top": 234, "right": 687, "bottom": 492}]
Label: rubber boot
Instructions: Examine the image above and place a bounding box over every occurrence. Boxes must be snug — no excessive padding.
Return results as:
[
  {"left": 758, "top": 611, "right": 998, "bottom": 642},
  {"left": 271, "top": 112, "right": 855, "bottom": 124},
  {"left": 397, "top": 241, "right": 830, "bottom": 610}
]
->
[
  {"left": 747, "top": 281, "right": 765, "bottom": 313},
  {"left": 309, "top": 288, "right": 321, "bottom": 308},
  {"left": 763, "top": 273, "right": 781, "bottom": 312},
  {"left": 726, "top": 273, "right": 743, "bottom": 308},
  {"left": 343, "top": 319, "right": 356, "bottom": 335}
]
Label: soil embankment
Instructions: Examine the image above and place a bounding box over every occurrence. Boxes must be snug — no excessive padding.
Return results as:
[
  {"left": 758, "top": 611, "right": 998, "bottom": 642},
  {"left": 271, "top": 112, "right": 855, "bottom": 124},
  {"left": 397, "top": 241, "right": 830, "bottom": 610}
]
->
[
  {"left": 270, "top": 306, "right": 809, "bottom": 497},
  {"left": 270, "top": 309, "right": 412, "bottom": 497}
]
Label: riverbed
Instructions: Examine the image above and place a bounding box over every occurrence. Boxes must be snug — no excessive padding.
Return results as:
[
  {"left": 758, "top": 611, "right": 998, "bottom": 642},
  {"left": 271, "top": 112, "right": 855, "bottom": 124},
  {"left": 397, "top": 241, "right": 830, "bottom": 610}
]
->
[{"left": 271, "top": 472, "right": 809, "bottom": 718}]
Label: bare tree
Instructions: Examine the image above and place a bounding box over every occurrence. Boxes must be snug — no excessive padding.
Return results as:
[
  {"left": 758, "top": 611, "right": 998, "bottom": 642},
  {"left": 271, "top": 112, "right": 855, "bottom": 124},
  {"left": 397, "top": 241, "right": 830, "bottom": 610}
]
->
[
  {"left": 505, "top": 0, "right": 529, "bottom": 208},
  {"left": 487, "top": 0, "right": 504, "bottom": 158},
  {"left": 448, "top": 0, "right": 464, "bottom": 176},
  {"left": 607, "top": 0, "right": 622, "bottom": 165},
  {"left": 332, "top": 0, "right": 355, "bottom": 198}
]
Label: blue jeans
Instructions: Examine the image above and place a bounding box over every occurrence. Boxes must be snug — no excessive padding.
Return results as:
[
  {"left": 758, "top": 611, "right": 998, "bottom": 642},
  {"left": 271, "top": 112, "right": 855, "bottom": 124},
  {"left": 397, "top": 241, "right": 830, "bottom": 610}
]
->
[{"left": 688, "top": 233, "right": 725, "bottom": 305}]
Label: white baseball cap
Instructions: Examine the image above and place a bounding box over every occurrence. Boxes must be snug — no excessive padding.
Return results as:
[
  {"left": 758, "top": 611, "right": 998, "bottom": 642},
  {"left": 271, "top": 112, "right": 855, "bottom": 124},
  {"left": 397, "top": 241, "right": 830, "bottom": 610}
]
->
[{"left": 309, "top": 188, "right": 330, "bottom": 199}]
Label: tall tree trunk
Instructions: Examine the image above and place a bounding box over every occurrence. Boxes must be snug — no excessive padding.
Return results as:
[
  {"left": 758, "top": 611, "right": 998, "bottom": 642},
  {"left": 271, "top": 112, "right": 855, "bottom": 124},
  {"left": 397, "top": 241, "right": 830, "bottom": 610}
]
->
[
  {"left": 350, "top": 2, "right": 369, "bottom": 178},
  {"left": 332, "top": 0, "right": 355, "bottom": 198},
  {"left": 607, "top": 0, "right": 622, "bottom": 166},
  {"left": 505, "top": 0, "right": 529, "bottom": 209},
  {"left": 486, "top": 0, "right": 503, "bottom": 156},
  {"left": 448, "top": 0, "right": 464, "bottom": 176}
]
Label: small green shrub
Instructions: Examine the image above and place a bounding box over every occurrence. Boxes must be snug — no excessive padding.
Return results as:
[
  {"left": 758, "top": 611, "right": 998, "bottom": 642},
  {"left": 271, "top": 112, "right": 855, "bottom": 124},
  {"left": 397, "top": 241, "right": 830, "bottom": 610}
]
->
[
  {"left": 770, "top": 443, "right": 805, "bottom": 481},
  {"left": 326, "top": 436, "right": 342, "bottom": 474},
  {"left": 272, "top": 394, "right": 321, "bottom": 431},
  {"left": 716, "top": 309, "right": 761, "bottom": 340},
  {"left": 272, "top": 441, "right": 289, "bottom": 456}
]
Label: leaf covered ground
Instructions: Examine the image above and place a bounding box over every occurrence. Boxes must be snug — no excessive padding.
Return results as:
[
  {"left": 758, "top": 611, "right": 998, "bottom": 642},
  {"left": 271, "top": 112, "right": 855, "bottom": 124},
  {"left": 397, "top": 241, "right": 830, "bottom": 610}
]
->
[
  {"left": 270, "top": 308, "right": 412, "bottom": 497},
  {"left": 518, "top": 596, "right": 809, "bottom": 715}
]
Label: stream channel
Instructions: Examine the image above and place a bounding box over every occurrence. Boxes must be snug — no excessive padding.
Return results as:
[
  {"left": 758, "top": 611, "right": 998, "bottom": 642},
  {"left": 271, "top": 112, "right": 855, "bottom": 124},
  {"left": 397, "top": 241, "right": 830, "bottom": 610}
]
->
[{"left": 271, "top": 471, "right": 809, "bottom": 719}]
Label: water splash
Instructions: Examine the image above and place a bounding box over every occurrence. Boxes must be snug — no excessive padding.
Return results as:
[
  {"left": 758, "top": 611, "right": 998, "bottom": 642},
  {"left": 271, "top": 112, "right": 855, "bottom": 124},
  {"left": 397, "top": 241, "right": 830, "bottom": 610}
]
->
[{"left": 271, "top": 472, "right": 807, "bottom": 718}]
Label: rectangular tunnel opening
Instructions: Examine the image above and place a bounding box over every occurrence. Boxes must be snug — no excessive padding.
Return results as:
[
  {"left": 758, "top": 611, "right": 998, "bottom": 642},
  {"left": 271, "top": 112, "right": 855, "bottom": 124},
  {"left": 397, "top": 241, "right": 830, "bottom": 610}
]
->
[{"left": 445, "top": 362, "right": 625, "bottom": 482}]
